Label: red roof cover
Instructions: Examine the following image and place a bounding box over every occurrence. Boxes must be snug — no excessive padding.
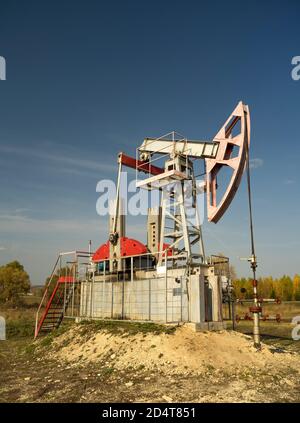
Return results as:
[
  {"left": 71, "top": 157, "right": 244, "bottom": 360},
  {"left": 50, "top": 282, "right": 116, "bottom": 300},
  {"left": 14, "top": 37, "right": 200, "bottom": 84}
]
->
[{"left": 93, "top": 237, "right": 148, "bottom": 262}]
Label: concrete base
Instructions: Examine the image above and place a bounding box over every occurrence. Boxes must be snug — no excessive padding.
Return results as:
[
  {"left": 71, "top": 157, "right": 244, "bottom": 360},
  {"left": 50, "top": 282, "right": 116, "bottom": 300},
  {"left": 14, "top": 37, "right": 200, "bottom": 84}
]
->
[
  {"left": 80, "top": 273, "right": 189, "bottom": 323},
  {"left": 187, "top": 321, "right": 226, "bottom": 332},
  {"left": 79, "top": 264, "right": 225, "bottom": 330}
]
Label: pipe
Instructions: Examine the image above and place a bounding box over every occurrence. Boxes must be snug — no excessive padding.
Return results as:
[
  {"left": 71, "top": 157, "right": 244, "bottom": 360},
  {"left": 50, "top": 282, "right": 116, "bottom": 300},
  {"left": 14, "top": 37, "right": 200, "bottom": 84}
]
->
[{"left": 245, "top": 115, "right": 261, "bottom": 350}]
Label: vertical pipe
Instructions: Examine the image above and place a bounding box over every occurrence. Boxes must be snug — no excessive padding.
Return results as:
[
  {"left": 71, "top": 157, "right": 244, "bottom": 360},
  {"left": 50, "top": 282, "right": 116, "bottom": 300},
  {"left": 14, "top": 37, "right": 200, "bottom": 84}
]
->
[
  {"left": 89, "top": 267, "right": 92, "bottom": 318},
  {"left": 180, "top": 276, "right": 183, "bottom": 322},
  {"left": 149, "top": 278, "right": 151, "bottom": 321},
  {"left": 64, "top": 266, "right": 67, "bottom": 311},
  {"left": 121, "top": 272, "right": 125, "bottom": 320},
  {"left": 91, "top": 269, "right": 95, "bottom": 318},
  {"left": 103, "top": 260, "right": 106, "bottom": 318},
  {"left": 232, "top": 298, "right": 236, "bottom": 331},
  {"left": 85, "top": 269, "right": 89, "bottom": 318},
  {"left": 71, "top": 264, "right": 75, "bottom": 317},
  {"left": 101, "top": 261, "right": 103, "bottom": 318},
  {"left": 130, "top": 256, "right": 133, "bottom": 320},
  {"left": 245, "top": 114, "right": 261, "bottom": 349},
  {"left": 165, "top": 255, "right": 168, "bottom": 323},
  {"left": 112, "top": 161, "right": 122, "bottom": 235},
  {"left": 111, "top": 282, "right": 114, "bottom": 318},
  {"left": 252, "top": 273, "right": 261, "bottom": 348}
]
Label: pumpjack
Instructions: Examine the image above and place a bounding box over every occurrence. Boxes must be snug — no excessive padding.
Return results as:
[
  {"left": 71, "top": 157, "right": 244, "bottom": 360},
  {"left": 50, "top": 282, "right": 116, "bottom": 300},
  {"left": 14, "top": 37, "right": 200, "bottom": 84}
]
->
[{"left": 36, "top": 101, "right": 253, "bottom": 337}]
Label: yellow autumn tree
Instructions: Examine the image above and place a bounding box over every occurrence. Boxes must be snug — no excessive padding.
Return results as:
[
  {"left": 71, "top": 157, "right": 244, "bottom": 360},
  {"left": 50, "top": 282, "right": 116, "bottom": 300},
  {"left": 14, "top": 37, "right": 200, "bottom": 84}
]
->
[{"left": 293, "top": 274, "right": 300, "bottom": 301}]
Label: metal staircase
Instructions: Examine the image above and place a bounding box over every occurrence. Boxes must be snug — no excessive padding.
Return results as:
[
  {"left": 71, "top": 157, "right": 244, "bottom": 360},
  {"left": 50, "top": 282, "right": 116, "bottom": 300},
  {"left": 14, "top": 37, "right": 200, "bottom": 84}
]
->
[
  {"left": 35, "top": 276, "right": 76, "bottom": 337},
  {"left": 34, "top": 250, "right": 92, "bottom": 339}
]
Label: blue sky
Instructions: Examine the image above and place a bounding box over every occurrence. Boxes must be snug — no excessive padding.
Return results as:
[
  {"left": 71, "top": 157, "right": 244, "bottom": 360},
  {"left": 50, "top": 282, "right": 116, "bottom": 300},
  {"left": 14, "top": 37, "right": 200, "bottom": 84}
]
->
[{"left": 0, "top": 0, "right": 299, "bottom": 284}]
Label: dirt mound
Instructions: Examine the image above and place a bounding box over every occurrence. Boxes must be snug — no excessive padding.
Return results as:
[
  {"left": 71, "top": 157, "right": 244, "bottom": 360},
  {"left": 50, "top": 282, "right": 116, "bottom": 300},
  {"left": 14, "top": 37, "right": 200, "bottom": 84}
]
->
[{"left": 46, "top": 323, "right": 300, "bottom": 376}]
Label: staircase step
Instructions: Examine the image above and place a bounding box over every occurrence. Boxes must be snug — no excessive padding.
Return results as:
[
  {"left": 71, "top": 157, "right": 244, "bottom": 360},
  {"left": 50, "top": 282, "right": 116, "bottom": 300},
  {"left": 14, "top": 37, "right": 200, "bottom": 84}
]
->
[
  {"left": 42, "top": 321, "right": 57, "bottom": 328},
  {"left": 44, "top": 318, "right": 62, "bottom": 321},
  {"left": 35, "top": 281, "right": 78, "bottom": 337},
  {"left": 43, "top": 318, "right": 60, "bottom": 321},
  {"left": 47, "top": 310, "right": 63, "bottom": 313},
  {"left": 44, "top": 316, "right": 62, "bottom": 320}
]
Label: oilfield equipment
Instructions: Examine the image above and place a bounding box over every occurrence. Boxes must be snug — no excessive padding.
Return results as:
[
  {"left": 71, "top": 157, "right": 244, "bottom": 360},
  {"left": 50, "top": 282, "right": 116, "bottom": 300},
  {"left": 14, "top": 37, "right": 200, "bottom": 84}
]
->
[
  {"left": 35, "top": 101, "right": 264, "bottom": 347},
  {"left": 235, "top": 297, "right": 282, "bottom": 323}
]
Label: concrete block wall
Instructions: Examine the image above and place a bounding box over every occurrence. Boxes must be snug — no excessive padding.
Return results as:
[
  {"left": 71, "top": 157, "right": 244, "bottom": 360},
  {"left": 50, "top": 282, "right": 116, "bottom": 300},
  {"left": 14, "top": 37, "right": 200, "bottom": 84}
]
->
[
  {"left": 79, "top": 265, "right": 223, "bottom": 327},
  {"left": 80, "top": 274, "right": 189, "bottom": 323}
]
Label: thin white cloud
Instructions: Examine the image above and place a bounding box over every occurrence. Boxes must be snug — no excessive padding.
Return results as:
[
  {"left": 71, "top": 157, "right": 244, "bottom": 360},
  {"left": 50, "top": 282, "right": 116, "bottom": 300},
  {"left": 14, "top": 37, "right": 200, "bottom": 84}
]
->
[
  {"left": 58, "top": 167, "right": 103, "bottom": 179},
  {"left": 14, "top": 208, "right": 31, "bottom": 214},
  {"left": 0, "top": 246, "right": 6, "bottom": 251},
  {"left": 0, "top": 213, "right": 101, "bottom": 234},
  {"left": 249, "top": 158, "right": 263, "bottom": 169},
  {"left": 0, "top": 144, "right": 115, "bottom": 173},
  {"left": 0, "top": 213, "right": 146, "bottom": 239},
  {"left": 283, "top": 179, "right": 295, "bottom": 185}
]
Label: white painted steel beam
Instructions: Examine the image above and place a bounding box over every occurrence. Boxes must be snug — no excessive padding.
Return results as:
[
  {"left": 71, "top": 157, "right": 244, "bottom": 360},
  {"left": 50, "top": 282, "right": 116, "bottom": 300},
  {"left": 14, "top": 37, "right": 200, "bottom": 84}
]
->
[{"left": 139, "top": 138, "right": 219, "bottom": 158}]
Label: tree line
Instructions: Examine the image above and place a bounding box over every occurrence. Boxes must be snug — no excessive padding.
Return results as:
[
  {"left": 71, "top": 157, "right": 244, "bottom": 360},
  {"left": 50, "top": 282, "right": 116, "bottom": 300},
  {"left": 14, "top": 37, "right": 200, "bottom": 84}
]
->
[
  {"left": 233, "top": 275, "right": 300, "bottom": 301},
  {"left": 0, "top": 261, "right": 31, "bottom": 305},
  {"left": 1, "top": 259, "right": 300, "bottom": 304}
]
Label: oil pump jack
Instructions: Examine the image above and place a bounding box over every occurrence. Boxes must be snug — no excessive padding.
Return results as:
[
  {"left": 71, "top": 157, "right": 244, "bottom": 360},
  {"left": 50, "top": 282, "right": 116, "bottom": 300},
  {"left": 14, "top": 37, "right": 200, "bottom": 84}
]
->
[
  {"left": 36, "top": 101, "right": 260, "bottom": 342},
  {"left": 86, "top": 101, "right": 253, "bottom": 330},
  {"left": 107, "top": 101, "right": 249, "bottom": 263}
]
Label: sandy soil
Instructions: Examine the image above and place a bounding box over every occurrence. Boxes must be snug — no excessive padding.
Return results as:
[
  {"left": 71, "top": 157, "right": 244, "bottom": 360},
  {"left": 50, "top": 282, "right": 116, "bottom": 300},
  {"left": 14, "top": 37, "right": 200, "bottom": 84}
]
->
[
  {"left": 50, "top": 324, "right": 300, "bottom": 375},
  {"left": 1, "top": 323, "right": 300, "bottom": 403}
]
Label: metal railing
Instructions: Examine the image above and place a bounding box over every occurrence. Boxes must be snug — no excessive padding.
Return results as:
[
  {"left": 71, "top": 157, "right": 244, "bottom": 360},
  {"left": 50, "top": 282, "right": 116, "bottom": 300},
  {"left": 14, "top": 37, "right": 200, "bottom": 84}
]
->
[
  {"left": 80, "top": 250, "right": 190, "bottom": 324},
  {"left": 34, "top": 250, "right": 92, "bottom": 338}
]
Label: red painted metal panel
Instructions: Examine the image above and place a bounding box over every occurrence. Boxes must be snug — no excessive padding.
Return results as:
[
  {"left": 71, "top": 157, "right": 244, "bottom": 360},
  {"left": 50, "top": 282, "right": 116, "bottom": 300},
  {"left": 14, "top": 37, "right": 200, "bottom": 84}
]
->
[
  {"left": 120, "top": 237, "right": 148, "bottom": 257},
  {"left": 92, "top": 242, "right": 109, "bottom": 261},
  {"left": 119, "top": 152, "right": 164, "bottom": 176},
  {"left": 93, "top": 237, "right": 148, "bottom": 262},
  {"left": 58, "top": 276, "right": 75, "bottom": 283}
]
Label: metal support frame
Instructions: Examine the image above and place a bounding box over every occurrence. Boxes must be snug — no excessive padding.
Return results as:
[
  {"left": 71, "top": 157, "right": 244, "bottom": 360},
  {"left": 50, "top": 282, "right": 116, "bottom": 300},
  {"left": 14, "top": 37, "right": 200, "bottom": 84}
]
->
[{"left": 158, "top": 180, "right": 204, "bottom": 266}]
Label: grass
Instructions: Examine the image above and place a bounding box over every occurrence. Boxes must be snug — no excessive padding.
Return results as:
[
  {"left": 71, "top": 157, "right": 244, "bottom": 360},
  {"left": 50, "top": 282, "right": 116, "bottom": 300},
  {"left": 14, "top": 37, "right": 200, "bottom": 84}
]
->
[
  {"left": 222, "top": 301, "right": 300, "bottom": 352},
  {"left": 232, "top": 320, "right": 300, "bottom": 353},
  {"left": 1, "top": 302, "right": 300, "bottom": 403},
  {"left": 1, "top": 301, "right": 299, "bottom": 356},
  {"left": 233, "top": 301, "right": 300, "bottom": 321},
  {"left": 38, "top": 322, "right": 74, "bottom": 348},
  {"left": 0, "top": 302, "right": 37, "bottom": 339},
  {"left": 101, "top": 367, "right": 115, "bottom": 375},
  {"left": 78, "top": 319, "right": 177, "bottom": 337},
  {"left": 6, "top": 319, "right": 35, "bottom": 339}
]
